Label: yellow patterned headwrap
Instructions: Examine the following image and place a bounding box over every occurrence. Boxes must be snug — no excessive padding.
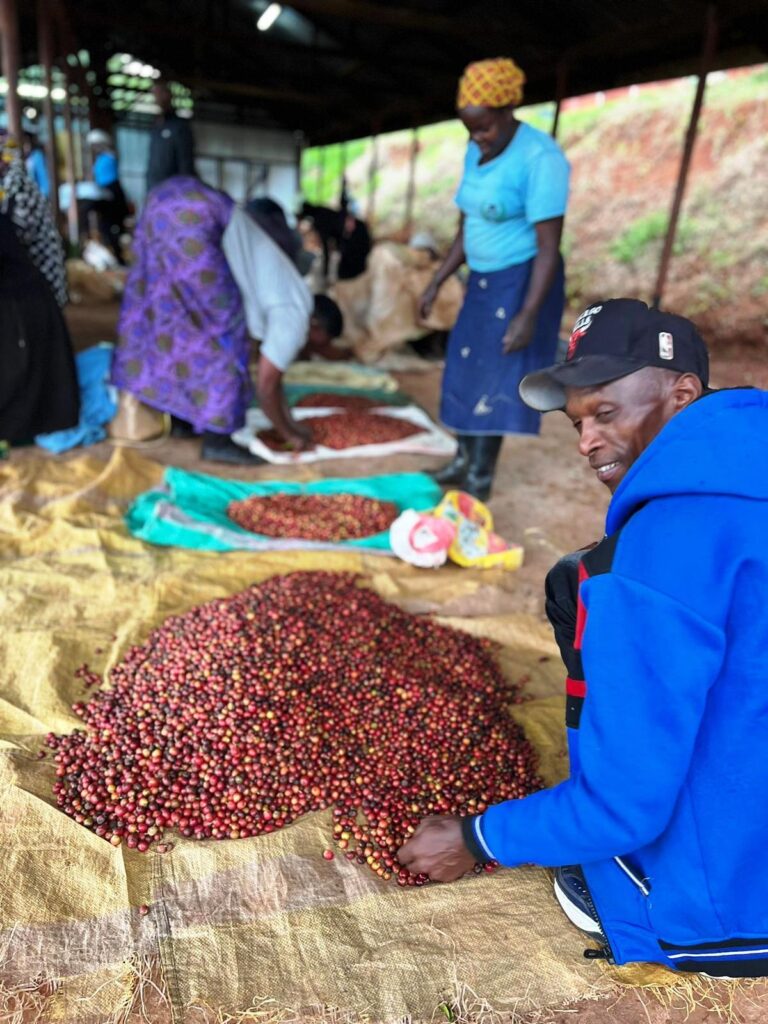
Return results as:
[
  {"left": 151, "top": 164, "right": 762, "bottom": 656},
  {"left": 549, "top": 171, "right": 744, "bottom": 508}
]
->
[{"left": 457, "top": 58, "right": 526, "bottom": 110}]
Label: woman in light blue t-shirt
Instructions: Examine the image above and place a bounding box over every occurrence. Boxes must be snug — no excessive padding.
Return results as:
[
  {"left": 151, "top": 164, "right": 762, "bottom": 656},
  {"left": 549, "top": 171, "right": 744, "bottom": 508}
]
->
[{"left": 421, "top": 58, "right": 570, "bottom": 500}]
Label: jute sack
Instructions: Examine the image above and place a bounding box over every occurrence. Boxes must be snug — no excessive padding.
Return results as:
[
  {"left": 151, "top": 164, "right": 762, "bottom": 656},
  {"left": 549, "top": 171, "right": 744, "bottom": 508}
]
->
[{"left": 108, "top": 390, "right": 169, "bottom": 445}]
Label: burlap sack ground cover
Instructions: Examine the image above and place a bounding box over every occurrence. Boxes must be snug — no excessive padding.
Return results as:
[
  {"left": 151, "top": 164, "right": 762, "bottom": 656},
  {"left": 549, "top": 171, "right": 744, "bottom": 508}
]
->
[{"left": 0, "top": 449, "right": 712, "bottom": 1023}]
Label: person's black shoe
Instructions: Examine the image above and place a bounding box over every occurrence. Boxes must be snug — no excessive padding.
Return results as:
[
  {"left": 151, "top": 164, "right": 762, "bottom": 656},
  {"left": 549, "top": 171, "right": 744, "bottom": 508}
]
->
[
  {"left": 464, "top": 435, "right": 503, "bottom": 500},
  {"left": 201, "top": 431, "right": 266, "bottom": 466},
  {"left": 170, "top": 415, "right": 197, "bottom": 439},
  {"left": 433, "top": 434, "right": 473, "bottom": 486}
]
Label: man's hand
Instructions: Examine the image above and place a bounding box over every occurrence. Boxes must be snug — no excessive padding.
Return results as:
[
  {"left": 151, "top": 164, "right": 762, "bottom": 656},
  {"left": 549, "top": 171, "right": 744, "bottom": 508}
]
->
[
  {"left": 397, "top": 815, "right": 476, "bottom": 882},
  {"left": 285, "top": 422, "right": 314, "bottom": 452},
  {"left": 502, "top": 309, "right": 537, "bottom": 354}
]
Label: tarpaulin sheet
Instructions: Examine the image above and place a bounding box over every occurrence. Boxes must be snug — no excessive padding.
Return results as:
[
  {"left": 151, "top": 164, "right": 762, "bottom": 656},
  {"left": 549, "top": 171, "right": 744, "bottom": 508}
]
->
[
  {"left": 233, "top": 405, "right": 456, "bottom": 465},
  {"left": 125, "top": 468, "right": 442, "bottom": 552},
  {"left": 0, "top": 448, "right": 677, "bottom": 1023}
]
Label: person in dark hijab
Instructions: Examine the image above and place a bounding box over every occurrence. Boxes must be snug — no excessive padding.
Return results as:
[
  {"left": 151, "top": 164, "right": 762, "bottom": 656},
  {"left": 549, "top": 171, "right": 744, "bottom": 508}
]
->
[
  {"left": 0, "top": 211, "right": 78, "bottom": 443},
  {"left": 246, "top": 197, "right": 313, "bottom": 275}
]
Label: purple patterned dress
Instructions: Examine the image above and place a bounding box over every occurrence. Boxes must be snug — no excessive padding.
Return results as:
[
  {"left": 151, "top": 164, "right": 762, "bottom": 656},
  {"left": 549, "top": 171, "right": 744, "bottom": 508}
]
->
[{"left": 112, "top": 177, "right": 252, "bottom": 434}]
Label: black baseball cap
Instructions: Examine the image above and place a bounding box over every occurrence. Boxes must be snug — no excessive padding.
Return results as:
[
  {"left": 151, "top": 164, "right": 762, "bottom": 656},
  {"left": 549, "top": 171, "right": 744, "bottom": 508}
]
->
[{"left": 519, "top": 298, "right": 709, "bottom": 412}]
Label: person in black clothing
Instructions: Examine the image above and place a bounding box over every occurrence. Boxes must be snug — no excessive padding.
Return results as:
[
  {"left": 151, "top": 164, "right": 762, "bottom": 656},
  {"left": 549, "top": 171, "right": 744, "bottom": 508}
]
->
[
  {"left": 337, "top": 211, "right": 371, "bottom": 281},
  {"left": 146, "top": 81, "right": 195, "bottom": 194},
  {"left": 0, "top": 212, "right": 79, "bottom": 443}
]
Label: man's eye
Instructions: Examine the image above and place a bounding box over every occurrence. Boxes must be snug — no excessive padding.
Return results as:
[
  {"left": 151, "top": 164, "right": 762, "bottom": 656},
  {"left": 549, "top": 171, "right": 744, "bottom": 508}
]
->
[
  {"left": 596, "top": 410, "right": 613, "bottom": 422},
  {"left": 571, "top": 420, "right": 581, "bottom": 432}
]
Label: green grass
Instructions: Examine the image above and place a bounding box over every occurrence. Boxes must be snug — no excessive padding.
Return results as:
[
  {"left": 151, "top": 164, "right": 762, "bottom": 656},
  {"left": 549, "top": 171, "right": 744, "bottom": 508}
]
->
[{"left": 609, "top": 211, "right": 694, "bottom": 264}]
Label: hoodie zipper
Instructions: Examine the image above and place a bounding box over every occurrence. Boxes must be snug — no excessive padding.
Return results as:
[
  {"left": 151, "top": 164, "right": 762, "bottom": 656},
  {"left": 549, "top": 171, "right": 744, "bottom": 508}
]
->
[{"left": 578, "top": 878, "right": 616, "bottom": 965}]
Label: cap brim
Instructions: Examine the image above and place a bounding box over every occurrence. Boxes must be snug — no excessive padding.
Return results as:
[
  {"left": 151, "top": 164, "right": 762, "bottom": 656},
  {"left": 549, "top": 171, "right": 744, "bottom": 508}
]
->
[{"left": 519, "top": 355, "right": 648, "bottom": 412}]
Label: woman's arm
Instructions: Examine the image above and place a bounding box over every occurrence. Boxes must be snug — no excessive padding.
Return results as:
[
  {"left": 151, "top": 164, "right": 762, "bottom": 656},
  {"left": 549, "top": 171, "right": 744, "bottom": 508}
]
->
[
  {"left": 257, "top": 354, "right": 313, "bottom": 449},
  {"left": 419, "top": 214, "right": 465, "bottom": 320},
  {"left": 502, "top": 216, "right": 563, "bottom": 354}
]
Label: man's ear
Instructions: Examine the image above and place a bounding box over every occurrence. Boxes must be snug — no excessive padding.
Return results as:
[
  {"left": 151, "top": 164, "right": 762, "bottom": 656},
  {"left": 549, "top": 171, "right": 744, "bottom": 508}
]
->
[{"left": 672, "top": 372, "right": 704, "bottom": 412}]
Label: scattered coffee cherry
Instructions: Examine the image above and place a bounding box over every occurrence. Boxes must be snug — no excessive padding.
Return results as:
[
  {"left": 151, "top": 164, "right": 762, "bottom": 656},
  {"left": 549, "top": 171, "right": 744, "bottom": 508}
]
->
[
  {"left": 227, "top": 493, "right": 398, "bottom": 542},
  {"left": 138, "top": 904, "right": 150, "bottom": 916},
  {"left": 258, "top": 412, "right": 421, "bottom": 452},
  {"left": 323, "top": 849, "right": 335, "bottom": 861},
  {"left": 48, "top": 572, "right": 541, "bottom": 884}
]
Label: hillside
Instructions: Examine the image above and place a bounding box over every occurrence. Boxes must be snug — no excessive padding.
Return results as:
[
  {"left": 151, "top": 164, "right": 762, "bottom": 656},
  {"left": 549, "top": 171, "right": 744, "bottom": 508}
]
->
[{"left": 302, "top": 66, "right": 768, "bottom": 350}]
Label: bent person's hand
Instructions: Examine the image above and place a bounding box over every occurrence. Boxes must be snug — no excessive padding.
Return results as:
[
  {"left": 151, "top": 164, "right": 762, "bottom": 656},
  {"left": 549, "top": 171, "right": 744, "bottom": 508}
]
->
[
  {"left": 286, "top": 422, "right": 314, "bottom": 452},
  {"left": 397, "top": 815, "right": 476, "bottom": 882},
  {"left": 502, "top": 309, "right": 536, "bottom": 354}
]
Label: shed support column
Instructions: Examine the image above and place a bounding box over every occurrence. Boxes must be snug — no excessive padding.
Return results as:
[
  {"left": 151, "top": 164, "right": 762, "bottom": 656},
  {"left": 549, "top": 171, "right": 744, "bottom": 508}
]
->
[
  {"left": 367, "top": 134, "right": 378, "bottom": 228},
  {"left": 551, "top": 61, "right": 568, "bottom": 139},
  {"left": 338, "top": 141, "right": 347, "bottom": 207},
  {"left": 37, "top": 0, "right": 60, "bottom": 224},
  {"left": 652, "top": 4, "right": 718, "bottom": 309},
  {"left": 0, "top": 0, "right": 21, "bottom": 139},
  {"left": 62, "top": 79, "right": 79, "bottom": 249},
  {"left": 403, "top": 126, "right": 419, "bottom": 236},
  {"left": 316, "top": 145, "right": 325, "bottom": 204}
]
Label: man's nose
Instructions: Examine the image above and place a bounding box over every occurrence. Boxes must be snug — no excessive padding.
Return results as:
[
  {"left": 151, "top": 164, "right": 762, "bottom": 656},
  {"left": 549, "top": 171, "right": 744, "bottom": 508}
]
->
[{"left": 578, "top": 421, "right": 601, "bottom": 458}]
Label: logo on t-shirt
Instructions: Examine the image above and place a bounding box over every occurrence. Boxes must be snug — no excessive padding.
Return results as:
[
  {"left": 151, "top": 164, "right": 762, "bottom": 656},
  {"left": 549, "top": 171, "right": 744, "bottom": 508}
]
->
[
  {"left": 480, "top": 199, "right": 509, "bottom": 222},
  {"left": 567, "top": 305, "right": 602, "bottom": 360}
]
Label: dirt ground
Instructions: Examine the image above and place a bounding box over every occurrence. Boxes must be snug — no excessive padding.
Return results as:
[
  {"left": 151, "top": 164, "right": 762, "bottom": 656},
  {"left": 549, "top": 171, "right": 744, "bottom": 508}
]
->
[{"left": 12, "top": 299, "right": 768, "bottom": 1023}]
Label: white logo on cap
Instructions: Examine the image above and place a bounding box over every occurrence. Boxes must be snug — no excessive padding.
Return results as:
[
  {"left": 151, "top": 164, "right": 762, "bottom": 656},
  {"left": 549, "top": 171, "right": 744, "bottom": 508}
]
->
[{"left": 659, "top": 332, "right": 674, "bottom": 360}]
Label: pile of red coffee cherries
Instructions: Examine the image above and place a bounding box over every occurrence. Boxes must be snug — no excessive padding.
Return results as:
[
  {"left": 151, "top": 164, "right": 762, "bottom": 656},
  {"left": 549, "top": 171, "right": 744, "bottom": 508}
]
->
[
  {"left": 258, "top": 412, "right": 422, "bottom": 452},
  {"left": 48, "top": 572, "right": 541, "bottom": 883},
  {"left": 226, "top": 493, "right": 398, "bottom": 541}
]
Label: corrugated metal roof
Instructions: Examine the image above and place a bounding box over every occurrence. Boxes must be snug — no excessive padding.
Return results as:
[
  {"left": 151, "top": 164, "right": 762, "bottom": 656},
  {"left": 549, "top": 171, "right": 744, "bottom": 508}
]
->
[{"left": 22, "top": 0, "right": 768, "bottom": 141}]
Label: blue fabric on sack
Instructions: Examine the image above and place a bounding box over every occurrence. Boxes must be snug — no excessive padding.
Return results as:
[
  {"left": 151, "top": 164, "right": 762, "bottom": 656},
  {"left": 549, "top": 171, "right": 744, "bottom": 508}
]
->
[
  {"left": 440, "top": 257, "right": 565, "bottom": 435},
  {"left": 35, "top": 342, "right": 118, "bottom": 453}
]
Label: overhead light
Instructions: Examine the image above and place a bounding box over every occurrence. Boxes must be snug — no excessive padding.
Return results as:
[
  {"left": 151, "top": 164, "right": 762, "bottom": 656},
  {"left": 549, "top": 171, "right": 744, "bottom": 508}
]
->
[{"left": 257, "top": 3, "right": 282, "bottom": 31}]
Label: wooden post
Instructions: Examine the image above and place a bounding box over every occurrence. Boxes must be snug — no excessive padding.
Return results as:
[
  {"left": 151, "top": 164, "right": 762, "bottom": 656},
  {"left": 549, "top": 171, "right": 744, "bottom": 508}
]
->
[
  {"left": 338, "top": 140, "right": 347, "bottom": 207},
  {"left": 37, "top": 0, "right": 60, "bottom": 223},
  {"left": 367, "top": 134, "right": 378, "bottom": 227},
  {"left": 316, "top": 144, "right": 325, "bottom": 204},
  {"left": 62, "top": 79, "right": 80, "bottom": 248},
  {"left": 652, "top": 4, "right": 718, "bottom": 308},
  {"left": 0, "top": 0, "right": 21, "bottom": 138},
  {"left": 403, "top": 126, "right": 419, "bottom": 235},
  {"left": 551, "top": 61, "right": 569, "bottom": 139}
]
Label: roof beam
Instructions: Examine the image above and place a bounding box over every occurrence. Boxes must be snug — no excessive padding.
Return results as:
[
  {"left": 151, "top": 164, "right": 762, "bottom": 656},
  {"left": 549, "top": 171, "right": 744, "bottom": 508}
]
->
[{"left": 282, "top": 0, "right": 524, "bottom": 41}]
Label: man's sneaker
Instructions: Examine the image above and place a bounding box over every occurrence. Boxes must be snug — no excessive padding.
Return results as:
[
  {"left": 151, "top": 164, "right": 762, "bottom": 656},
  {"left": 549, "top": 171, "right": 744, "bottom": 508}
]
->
[{"left": 553, "top": 865, "right": 606, "bottom": 943}]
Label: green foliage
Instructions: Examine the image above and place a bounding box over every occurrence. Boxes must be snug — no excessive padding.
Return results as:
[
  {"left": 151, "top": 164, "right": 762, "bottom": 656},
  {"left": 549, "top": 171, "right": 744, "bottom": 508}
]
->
[{"left": 609, "top": 211, "right": 694, "bottom": 264}]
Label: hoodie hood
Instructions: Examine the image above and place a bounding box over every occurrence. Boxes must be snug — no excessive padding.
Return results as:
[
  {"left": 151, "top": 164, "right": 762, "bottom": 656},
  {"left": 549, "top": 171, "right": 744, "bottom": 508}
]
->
[{"left": 607, "top": 388, "right": 768, "bottom": 535}]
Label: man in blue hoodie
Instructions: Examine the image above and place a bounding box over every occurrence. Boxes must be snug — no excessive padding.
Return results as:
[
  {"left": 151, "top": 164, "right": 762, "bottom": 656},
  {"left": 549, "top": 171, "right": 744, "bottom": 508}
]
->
[{"left": 398, "top": 299, "right": 768, "bottom": 976}]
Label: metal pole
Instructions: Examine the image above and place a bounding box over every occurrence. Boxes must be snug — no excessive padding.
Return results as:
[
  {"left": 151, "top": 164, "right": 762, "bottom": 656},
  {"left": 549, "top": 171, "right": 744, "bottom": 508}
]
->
[
  {"left": 316, "top": 145, "right": 325, "bottom": 204},
  {"left": 403, "top": 126, "right": 418, "bottom": 235},
  {"left": 338, "top": 140, "right": 347, "bottom": 207},
  {"left": 551, "top": 61, "right": 568, "bottom": 139},
  {"left": 0, "top": 0, "right": 22, "bottom": 138},
  {"left": 62, "top": 79, "right": 80, "bottom": 249},
  {"left": 367, "top": 134, "right": 378, "bottom": 227},
  {"left": 37, "top": 0, "right": 60, "bottom": 223},
  {"left": 652, "top": 4, "right": 718, "bottom": 308}
]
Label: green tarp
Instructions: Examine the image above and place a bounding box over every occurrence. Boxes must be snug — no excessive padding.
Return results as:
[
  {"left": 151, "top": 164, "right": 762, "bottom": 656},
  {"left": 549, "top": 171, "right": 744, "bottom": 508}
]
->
[{"left": 126, "top": 468, "right": 443, "bottom": 553}]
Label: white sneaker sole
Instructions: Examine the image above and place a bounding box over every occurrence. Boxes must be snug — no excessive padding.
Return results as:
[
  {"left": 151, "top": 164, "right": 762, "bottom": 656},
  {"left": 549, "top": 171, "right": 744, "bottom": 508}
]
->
[{"left": 554, "top": 877, "right": 602, "bottom": 935}]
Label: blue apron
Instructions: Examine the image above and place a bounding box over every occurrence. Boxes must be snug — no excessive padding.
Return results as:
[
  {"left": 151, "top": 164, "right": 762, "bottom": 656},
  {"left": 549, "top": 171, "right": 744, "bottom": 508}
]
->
[{"left": 440, "top": 257, "right": 565, "bottom": 435}]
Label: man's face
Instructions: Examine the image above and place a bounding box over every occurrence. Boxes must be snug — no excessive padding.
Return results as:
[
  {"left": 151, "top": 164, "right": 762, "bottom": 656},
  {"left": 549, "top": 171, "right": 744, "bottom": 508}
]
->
[
  {"left": 306, "top": 319, "right": 332, "bottom": 349},
  {"left": 153, "top": 83, "right": 173, "bottom": 113},
  {"left": 564, "top": 368, "right": 681, "bottom": 493}
]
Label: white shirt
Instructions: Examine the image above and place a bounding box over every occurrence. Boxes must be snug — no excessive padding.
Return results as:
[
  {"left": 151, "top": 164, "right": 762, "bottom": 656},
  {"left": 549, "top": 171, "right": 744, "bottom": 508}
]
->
[{"left": 222, "top": 206, "right": 312, "bottom": 372}]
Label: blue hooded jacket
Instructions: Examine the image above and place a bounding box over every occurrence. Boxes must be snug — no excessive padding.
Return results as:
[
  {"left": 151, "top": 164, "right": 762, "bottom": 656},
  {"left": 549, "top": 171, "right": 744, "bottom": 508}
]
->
[{"left": 465, "top": 388, "right": 768, "bottom": 972}]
